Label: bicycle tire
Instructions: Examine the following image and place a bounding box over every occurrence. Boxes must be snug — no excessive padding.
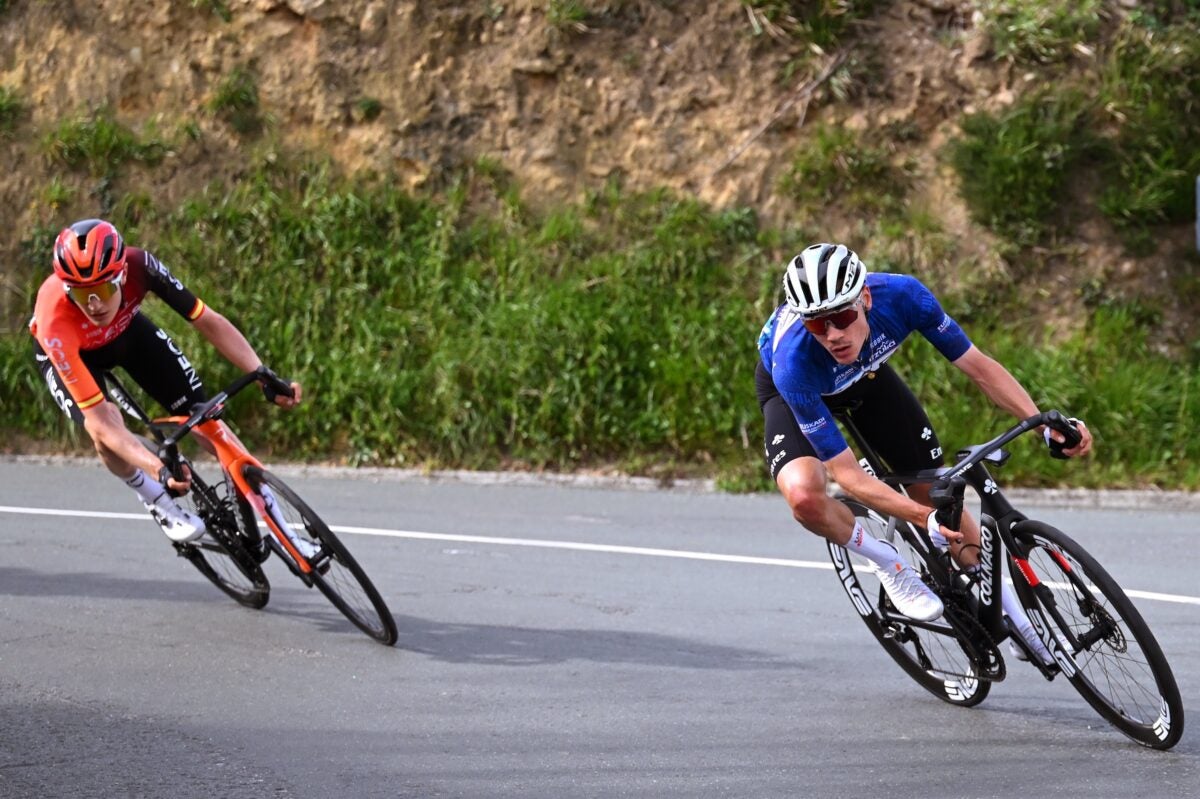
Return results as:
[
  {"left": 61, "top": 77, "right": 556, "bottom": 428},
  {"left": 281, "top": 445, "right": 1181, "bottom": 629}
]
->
[
  {"left": 829, "top": 499, "right": 991, "bottom": 707},
  {"left": 243, "top": 466, "right": 398, "bottom": 646},
  {"left": 174, "top": 467, "right": 271, "bottom": 609},
  {"left": 1009, "top": 520, "right": 1184, "bottom": 750},
  {"left": 138, "top": 429, "right": 270, "bottom": 609}
]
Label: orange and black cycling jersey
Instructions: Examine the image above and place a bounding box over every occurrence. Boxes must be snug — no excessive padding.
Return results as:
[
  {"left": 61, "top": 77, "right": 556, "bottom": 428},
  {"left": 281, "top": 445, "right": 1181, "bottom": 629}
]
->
[{"left": 29, "top": 248, "right": 207, "bottom": 411}]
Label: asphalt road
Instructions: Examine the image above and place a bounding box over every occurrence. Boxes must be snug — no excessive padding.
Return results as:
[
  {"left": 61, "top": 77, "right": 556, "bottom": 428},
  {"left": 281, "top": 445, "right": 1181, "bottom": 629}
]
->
[{"left": 0, "top": 460, "right": 1196, "bottom": 798}]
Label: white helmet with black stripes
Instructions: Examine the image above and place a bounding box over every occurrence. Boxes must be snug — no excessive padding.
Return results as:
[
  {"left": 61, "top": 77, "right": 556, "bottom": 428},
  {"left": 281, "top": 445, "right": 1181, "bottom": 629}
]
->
[{"left": 782, "top": 243, "right": 866, "bottom": 317}]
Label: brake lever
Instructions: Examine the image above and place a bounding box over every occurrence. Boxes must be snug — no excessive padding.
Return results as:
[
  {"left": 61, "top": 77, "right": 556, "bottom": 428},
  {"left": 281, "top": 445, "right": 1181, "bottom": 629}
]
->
[
  {"left": 1043, "top": 410, "right": 1082, "bottom": 460},
  {"left": 928, "top": 476, "right": 966, "bottom": 532}
]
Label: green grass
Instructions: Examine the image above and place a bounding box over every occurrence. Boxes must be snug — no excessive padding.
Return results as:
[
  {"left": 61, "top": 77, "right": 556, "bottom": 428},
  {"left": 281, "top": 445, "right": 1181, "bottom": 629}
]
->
[
  {"left": 6, "top": 161, "right": 778, "bottom": 474},
  {"left": 209, "top": 66, "right": 263, "bottom": 135},
  {"left": 948, "top": 90, "right": 1095, "bottom": 248},
  {"left": 978, "top": 0, "right": 1106, "bottom": 64},
  {"left": 4, "top": 153, "right": 1197, "bottom": 489},
  {"left": 39, "top": 177, "right": 75, "bottom": 211},
  {"left": 354, "top": 97, "right": 383, "bottom": 123},
  {"left": 41, "top": 108, "right": 167, "bottom": 178},
  {"left": 0, "top": 86, "right": 21, "bottom": 137},
  {"left": 546, "top": 0, "right": 590, "bottom": 31},
  {"left": 1093, "top": 22, "right": 1200, "bottom": 248},
  {"left": 780, "top": 124, "right": 911, "bottom": 218},
  {"left": 953, "top": 12, "right": 1200, "bottom": 253},
  {"left": 741, "top": 0, "right": 881, "bottom": 49}
]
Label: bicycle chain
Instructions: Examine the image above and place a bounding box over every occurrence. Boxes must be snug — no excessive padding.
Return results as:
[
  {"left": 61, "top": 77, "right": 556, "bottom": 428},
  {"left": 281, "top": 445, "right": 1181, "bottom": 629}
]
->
[
  {"left": 935, "top": 560, "right": 1007, "bottom": 682},
  {"left": 941, "top": 595, "right": 1006, "bottom": 682}
]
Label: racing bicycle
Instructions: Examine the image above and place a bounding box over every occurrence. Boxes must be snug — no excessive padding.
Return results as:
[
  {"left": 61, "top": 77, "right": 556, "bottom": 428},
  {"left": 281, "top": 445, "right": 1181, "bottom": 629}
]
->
[
  {"left": 827, "top": 409, "right": 1184, "bottom": 750},
  {"left": 107, "top": 366, "right": 398, "bottom": 646}
]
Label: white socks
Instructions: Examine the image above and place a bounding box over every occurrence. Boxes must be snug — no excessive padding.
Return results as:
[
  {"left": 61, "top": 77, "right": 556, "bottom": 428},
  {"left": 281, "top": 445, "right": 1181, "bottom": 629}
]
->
[
  {"left": 843, "top": 521, "right": 904, "bottom": 569},
  {"left": 124, "top": 468, "right": 165, "bottom": 504},
  {"left": 1000, "top": 580, "right": 1054, "bottom": 662}
]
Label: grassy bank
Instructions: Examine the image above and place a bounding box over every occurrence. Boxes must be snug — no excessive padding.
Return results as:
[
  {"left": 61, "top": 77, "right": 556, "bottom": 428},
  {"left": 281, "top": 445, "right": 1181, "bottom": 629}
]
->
[{"left": 4, "top": 159, "right": 1197, "bottom": 490}]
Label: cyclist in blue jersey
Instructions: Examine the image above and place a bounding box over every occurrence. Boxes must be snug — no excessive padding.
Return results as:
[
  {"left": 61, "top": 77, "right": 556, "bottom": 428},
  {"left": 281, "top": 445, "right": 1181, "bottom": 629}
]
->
[{"left": 757, "top": 243, "right": 1092, "bottom": 659}]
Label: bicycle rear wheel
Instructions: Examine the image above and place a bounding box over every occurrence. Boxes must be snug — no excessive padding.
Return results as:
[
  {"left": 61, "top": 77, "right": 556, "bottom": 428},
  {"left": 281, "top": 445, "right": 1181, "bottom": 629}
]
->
[
  {"left": 1009, "top": 521, "right": 1184, "bottom": 750},
  {"left": 243, "top": 466, "right": 397, "bottom": 646},
  {"left": 830, "top": 499, "right": 992, "bottom": 707},
  {"left": 174, "top": 468, "right": 270, "bottom": 609}
]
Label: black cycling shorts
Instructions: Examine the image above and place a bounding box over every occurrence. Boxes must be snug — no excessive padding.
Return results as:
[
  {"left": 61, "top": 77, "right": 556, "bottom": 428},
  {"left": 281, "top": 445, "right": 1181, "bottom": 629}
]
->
[
  {"left": 757, "top": 359, "right": 943, "bottom": 481},
  {"left": 33, "top": 313, "right": 207, "bottom": 426}
]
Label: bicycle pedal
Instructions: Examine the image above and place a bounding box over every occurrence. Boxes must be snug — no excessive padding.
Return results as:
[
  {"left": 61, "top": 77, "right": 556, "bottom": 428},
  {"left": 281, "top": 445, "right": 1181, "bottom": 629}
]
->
[{"left": 308, "top": 551, "right": 332, "bottom": 576}]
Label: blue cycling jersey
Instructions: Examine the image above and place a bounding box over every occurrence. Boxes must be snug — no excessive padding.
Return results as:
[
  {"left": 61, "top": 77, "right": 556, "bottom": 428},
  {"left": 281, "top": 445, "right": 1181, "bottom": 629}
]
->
[{"left": 757, "top": 272, "right": 972, "bottom": 461}]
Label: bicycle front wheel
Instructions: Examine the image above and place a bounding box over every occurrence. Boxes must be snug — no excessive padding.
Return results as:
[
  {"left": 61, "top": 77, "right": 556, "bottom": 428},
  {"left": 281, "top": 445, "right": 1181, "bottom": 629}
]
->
[
  {"left": 829, "top": 499, "right": 991, "bottom": 707},
  {"left": 175, "top": 468, "right": 270, "bottom": 609},
  {"left": 1010, "top": 520, "right": 1184, "bottom": 750},
  {"left": 243, "top": 467, "right": 398, "bottom": 646}
]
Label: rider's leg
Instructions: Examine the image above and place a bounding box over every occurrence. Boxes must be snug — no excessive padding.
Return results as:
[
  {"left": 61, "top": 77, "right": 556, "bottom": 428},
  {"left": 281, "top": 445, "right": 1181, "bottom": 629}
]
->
[
  {"left": 776, "top": 455, "right": 930, "bottom": 577},
  {"left": 775, "top": 456, "right": 855, "bottom": 544},
  {"left": 759, "top": 366, "right": 942, "bottom": 620},
  {"left": 775, "top": 456, "right": 943, "bottom": 621},
  {"left": 760, "top": 365, "right": 925, "bottom": 567}
]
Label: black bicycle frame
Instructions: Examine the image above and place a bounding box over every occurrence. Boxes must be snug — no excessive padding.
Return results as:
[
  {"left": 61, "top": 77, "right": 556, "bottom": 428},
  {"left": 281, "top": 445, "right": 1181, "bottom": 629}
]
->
[{"left": 835, "top": 407, "right": 1081, "bottom": 654}]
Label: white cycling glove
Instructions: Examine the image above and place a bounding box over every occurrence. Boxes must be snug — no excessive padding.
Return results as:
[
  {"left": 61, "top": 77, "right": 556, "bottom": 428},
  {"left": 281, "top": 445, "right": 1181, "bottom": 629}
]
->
[{"left": 926, "top": 509, "right": 950, "bottom": 548}]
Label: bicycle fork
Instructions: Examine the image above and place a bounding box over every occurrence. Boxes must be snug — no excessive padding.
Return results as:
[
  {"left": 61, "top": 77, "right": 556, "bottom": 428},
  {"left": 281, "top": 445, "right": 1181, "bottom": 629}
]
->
[{"left": 1006, "top": 543, "right": 1081, "bottom": 679}]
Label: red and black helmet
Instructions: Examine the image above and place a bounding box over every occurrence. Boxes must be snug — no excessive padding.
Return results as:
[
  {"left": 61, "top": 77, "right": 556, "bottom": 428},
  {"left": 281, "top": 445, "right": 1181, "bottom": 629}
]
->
[{"left": 52, "top": 219, "right": 127, "bottom": 285}]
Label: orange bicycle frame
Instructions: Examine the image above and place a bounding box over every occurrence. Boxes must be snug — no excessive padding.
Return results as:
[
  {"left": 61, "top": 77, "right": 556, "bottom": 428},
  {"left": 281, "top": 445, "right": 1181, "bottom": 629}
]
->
[{"left": 155, "top": 415, "right": 314, "bottom": 574}]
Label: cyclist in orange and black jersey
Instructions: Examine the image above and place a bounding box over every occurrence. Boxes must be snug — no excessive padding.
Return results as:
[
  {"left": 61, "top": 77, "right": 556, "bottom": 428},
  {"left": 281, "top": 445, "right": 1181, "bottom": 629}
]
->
[
  {"left": 29, "top": 219, "right": 302, "bottom": 542},
  {"left": 32, "top": 246, "right": 208, "bottom": 417}
]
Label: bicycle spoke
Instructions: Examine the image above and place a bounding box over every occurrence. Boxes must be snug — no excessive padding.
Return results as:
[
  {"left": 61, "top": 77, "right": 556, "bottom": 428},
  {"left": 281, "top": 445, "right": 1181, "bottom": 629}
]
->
[
  {"left": 1015, "top": 524, "right": 1183, "bottom": 748},
  {"left": 830, "top": 500, "right": 992, "bottom": 707},
  {"left": 246, "top": 467, "right": 397, "bottom": 645},
  {"left": 173, "top": 470, "right": 269, "bottom": 609}
]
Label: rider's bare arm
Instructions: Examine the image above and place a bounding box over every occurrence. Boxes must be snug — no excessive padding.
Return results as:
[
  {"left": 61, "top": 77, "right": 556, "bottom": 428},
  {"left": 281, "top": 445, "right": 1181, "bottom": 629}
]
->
[
  {"left": 81, "top": 402, "right": 190, "bottom": 490},
  {"left": 824, "top": 448, "right": 963, "bottom": 543},
  {"left": 192, "top": 308, "right": 265, "bottom": 373},
  {"left": 192, "top": 309, "right": 303, "bottom": 408},
  {"left": 952, "top": 345, "right": 1093, "bottom": 457},
  {"left": 951, "top": 346, "right": 1039, "bottom": 419}
]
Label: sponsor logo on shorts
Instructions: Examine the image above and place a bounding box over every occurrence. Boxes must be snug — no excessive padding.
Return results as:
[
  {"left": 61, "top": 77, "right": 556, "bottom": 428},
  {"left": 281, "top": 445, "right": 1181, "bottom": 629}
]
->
[{"left": 772, "top": 434, "right": 785, "bottom": 446}]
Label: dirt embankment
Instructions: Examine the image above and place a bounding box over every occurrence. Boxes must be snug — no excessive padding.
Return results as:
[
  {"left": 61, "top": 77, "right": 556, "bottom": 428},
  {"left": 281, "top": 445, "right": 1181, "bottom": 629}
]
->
[
  {"left": 3, "top": 1, "right": 1007, "bottom": 231},
  {"left": 1, "top": 0, "right": 1191, "bottom": 343}
]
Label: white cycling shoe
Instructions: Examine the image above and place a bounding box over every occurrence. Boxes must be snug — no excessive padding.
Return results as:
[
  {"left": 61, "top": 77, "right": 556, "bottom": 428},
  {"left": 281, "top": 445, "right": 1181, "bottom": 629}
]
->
[
  {"left": 871, "top": 544, "right": 944, "bottom": 622},
  {"left": 144, "top": 492, "right": 206, "bottom": 543},
  {"left": 284, "top": 534, "right": 320, "bottom": 562}
]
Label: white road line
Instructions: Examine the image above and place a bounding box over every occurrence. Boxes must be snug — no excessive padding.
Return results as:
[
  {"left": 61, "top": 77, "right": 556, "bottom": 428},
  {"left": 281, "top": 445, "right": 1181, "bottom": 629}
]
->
[{"left": 3, "top": 504, "right": 1198, "bottom": 606}]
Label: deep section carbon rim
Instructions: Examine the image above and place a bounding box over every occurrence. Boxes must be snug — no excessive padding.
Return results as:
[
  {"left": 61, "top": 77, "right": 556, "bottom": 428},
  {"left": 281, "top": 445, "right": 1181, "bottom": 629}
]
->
[
  {"left": 1013, "top": 521, "right": 1183, "bottom": 749},
  {"left": 831, "top": 500, "right": 990, "bottom": 707},
  {"left": 245, "top": 467, "right": 397, "bottom": 645}
]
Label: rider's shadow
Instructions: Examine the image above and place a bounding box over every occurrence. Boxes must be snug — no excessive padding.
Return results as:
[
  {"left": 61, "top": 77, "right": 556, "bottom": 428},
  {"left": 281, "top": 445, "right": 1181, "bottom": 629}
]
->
[
  {"left": 0, "top": 565, "right": 805, "bottom": 673},
  {"left": 386, "top": 613, "right": 802, "bottom": 671},
  {"left": 0, "top": 565, "right": 234, "bottom": 603}
]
